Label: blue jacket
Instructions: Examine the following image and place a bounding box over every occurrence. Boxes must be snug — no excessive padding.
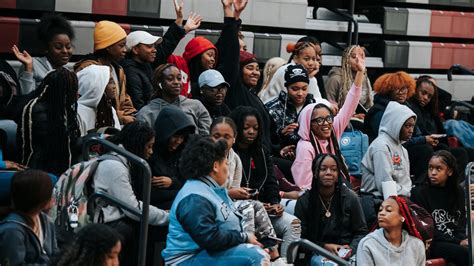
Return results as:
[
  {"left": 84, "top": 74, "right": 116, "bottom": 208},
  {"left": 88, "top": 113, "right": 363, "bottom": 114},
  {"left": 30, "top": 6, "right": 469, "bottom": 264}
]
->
[
  {"left": 0, "top": 212, "right": 58, "bottom": 265},
  {"left": 162, "top": 175, "right": 248, "bottom": 265}
]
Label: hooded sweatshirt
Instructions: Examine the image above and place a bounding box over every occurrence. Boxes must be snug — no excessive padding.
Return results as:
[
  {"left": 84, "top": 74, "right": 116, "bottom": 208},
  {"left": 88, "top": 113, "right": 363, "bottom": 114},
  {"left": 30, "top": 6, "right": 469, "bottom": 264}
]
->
[
  {"left": 77, "top": 65, "right": 121, "bottom": 136},
  {"left": 291, "top": 83, "right": 361, "bottom": 189},
  {"left": 356, "top": 228, "right": 426, "bottom": 266},
  {"left": 146, "top": 106, "right": 196, "bottom": 209},
  {"left": 361, "top": 101, "right": 415, "bottom": 198},
  {"left": 259, "top": 62, "right": 321, "bottom": 104},
  {"left": 325, "top": 67, "right": 373, "bottom": 109},
  {"left": 18, "top": 57, "right": 62, "bottom": 95},
  {"left": 136, "top": 95, "right": 211, "bottom": 136}
]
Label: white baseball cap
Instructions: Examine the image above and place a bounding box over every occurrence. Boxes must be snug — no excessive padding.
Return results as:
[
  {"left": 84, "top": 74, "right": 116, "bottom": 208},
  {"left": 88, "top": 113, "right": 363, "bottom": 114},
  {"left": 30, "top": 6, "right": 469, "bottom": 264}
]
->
[
  {"left": 198, "top": 69, "right": 230, "bottom": 88},
  {"left": 126, "top": 30, "right": 163, "bottom": 50}
]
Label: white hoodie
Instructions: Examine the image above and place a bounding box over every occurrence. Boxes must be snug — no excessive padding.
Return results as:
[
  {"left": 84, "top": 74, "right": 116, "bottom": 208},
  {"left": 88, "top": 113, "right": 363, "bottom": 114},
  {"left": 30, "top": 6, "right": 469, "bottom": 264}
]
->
[
  {"left": 77, "top": 65, "right": 121, "bottom": 136},
  {"left": 357, "top": 228, "right": 426, "bottom": 266}
]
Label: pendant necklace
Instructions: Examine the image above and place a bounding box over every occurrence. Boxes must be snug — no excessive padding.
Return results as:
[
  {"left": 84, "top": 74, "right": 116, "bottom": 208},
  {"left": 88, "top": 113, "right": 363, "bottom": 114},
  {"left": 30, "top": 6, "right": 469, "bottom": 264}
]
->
[
  {"left": 242, "top": 156, "right": 252, "bottom": 188},
  {"left": 319, "top": 194, "right": 334, "bottom": 218}
]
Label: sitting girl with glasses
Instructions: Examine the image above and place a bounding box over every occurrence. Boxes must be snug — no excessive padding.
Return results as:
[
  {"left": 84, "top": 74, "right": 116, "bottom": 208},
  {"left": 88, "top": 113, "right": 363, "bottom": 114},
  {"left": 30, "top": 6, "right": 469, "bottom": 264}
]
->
[{"left": 291, "top": 52, "right": 366, "bottom": 190}]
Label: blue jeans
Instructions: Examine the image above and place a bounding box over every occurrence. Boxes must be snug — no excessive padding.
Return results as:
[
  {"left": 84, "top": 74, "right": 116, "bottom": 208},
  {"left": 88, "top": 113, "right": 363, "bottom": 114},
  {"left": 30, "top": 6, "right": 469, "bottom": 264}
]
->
[{"left": 179, "top": 244, "right": 270, "bottom": 266}]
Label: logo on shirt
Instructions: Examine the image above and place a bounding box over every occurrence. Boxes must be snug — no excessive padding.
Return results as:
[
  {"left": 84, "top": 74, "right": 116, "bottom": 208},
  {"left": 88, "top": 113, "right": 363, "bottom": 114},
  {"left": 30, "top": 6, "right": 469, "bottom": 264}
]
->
[{"left": 392, "top": 152, "right": 403, "bottom": 170}]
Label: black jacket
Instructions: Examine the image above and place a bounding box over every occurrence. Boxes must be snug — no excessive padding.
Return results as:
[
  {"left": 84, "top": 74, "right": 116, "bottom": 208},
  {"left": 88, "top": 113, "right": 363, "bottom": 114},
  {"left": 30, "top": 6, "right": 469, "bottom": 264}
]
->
[
  {"left": 121, "top": 23, "right": 186, "bottom": 110},
  {"left": 408, "top": 99, "right": 445, "bottom": 136},
  {"left": 411, "top": 185, "right": 467, "bottom": 244},
  {"left": 201, "top": 101, "right": 231, "bottom": 120},
  {"left": 234, "top": 147, "right": 280, "bottom": 204},
  {"left": 295, "top": 185, "right": 368, "bottom": 251},
  {"left": 144, "top": 106, "right": 196, "bottom": 209},
  {"left": 218, "top": 18, "right": 273, "bottom": 151},
  {"left": 0, "top": 212, "right": 58, "bottom": 265}
]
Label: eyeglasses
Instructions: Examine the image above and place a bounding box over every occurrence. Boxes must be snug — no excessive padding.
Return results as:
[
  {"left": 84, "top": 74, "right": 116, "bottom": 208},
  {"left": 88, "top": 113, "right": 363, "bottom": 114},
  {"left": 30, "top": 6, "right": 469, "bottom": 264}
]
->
[
  {"left": 203, "top": 85, "right": 228, "bottom": 94},
  {"left": 311, "top": 115, "right": 333, "bottom": 125},
  {"left": 395, "top": 87, "right": 408, "bottom": 95}
]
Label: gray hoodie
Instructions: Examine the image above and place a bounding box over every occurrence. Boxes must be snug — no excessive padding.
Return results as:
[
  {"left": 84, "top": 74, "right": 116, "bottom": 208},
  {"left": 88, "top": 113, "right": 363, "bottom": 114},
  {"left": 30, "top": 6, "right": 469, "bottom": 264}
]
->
[
  {"left": 18, "top": 57, "right": 59, "bottom": 95},
  {"left": 136, "top": 95, "right": 211, "bottom": 136},
  {"left": 356, "top": 228, "right": 426, "bottom": 266},
  {"left": 361, "top": 101, "right": 415, "bottom": 198}
]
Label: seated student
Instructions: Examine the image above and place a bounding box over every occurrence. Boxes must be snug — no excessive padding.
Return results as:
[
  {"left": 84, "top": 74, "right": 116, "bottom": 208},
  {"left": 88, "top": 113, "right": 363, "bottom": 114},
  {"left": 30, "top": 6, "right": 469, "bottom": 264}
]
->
[
  {"left": 122, "top": 0, "right": 202, "bottom": 110},
  {"left": 291, "top": 54, "right": 366, "bottom": 190},
  {"left": 162, "top": 137, "right": 270, "bottom": 265},
  {"left": 259, "top": 41, "right": 322, "bottom": 104},
  {"left": 77, "top": 65, "right": 121, "bottom": 135},
  {"left": 0, "top": 169, "right": 58, "bottom": 265},
  {"left": 13, "top": 14, "right": 75, "bottom": 95},
  {"left": 295, "top": 154, "right": 367, "bottom": 265},
  {"left": 146, "top": 106, "right": 195, "bottom": 209},
  {"left": 361, "top": 101, "right": 415, "bottom": 225},
  {"left": 266, "top": 64, "right": 315, "bottom": 148},
  {"left": 357, "top": 196, "right": 426, "bottom": 266},
  {"left": 411, "top": 151, "right": 469, "bottom": 266},
  {"left": 257, "top": 57, "right": 286, "bottom": 100},
  {"left": 325, "top": 45, "right": 373, "bottom": 111},
  {"left": 93, "top": 121, "right": 168, "bottom": 266},
  {"left": 136, "top": 63, "right": 211, "bottom": 135},
  {"left": 230, "top": 106, "right": 301, "bottom": 258},
  {"left": 74, "top": 20, "right": 135, "bottom": 125},
  {"left": 409, "top": 77, "right": 473, "bottom": 179},
  {"left": 18, "top": 68, "right": 81, "bottom": 176},
  {"left": 209, "top": 117, "right": 285, "bottom": 264},
  {"left": 198, "top": 69, "right": 231, "bottom": 119},
  {"left": 55, "top": 224, "right": 121, "bottom": 266}
]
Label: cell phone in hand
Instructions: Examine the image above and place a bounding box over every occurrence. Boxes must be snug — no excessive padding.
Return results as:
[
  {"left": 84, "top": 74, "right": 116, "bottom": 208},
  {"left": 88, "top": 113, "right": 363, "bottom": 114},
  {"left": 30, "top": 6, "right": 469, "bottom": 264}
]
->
[
  {"left": 431, "top": 134, "right": 447, "bottom": 139},
  {"left": 259, "top": 236, "right": 284, "bottom": 248},
  {"left": 337, "top": 248, "right": 352, "bottom": 260}
]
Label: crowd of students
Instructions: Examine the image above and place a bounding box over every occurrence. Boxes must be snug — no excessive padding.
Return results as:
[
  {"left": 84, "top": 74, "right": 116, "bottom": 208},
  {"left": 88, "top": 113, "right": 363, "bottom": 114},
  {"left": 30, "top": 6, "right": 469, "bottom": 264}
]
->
[{"left": 0, "top": 0, "right": 472, "bottom": 265}]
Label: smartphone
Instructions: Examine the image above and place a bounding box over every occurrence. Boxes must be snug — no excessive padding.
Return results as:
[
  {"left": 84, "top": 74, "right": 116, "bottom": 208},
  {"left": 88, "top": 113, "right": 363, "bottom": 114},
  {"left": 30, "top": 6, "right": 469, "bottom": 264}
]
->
[
  {"left": 259, "top": 236, "right": 284, "bottom": 248},
  {"left": 431, "top": 134, "right": 447, "bottom": 139},
  {"left": 337, "top": 248, "right": 352, "bottom": 260}
]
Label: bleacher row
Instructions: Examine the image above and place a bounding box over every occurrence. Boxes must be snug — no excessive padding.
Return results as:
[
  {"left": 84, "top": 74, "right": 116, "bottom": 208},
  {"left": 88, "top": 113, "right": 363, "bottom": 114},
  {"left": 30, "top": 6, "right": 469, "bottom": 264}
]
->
[{"left": 387, "top": 0, "right": 474, "bottom": 7}]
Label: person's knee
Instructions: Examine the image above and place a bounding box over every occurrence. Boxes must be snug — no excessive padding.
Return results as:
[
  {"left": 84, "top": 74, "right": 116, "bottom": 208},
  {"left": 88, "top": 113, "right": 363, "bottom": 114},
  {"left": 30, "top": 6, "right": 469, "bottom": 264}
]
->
[{"left": 238, "top": 244, "right": 270, "bottom": 266}]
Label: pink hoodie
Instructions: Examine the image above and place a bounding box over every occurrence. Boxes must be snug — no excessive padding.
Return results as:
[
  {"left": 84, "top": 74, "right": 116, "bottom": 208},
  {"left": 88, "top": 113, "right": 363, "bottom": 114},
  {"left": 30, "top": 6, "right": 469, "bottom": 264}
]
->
[{"left": 291, "top": 83, "right": 362, "bottom": 189}]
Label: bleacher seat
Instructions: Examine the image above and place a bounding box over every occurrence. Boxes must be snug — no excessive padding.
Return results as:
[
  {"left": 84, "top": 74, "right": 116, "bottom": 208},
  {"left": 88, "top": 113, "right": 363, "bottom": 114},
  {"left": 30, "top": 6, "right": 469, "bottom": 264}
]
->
[
  {"left": 0, "top": 17, "right": 19, "bottom": 53},
  {"left": 92, "top": 0, "right": 128, "bottom": 16},
  {"left": 56, "top": 0, "right": 92, "bottom": 14},
  {"left": 128, "top": 0, "right": 161, "bottom": 18}
]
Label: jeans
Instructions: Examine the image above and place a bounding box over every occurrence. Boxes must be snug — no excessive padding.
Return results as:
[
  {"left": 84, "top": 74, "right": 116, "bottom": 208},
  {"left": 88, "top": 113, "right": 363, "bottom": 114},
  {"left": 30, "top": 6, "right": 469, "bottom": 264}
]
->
[
  {"left": 179, "top": 243, "right": 270, "bottom": 266},
  {"left": 270, "top": 212, "right": 301, "bottom": 257},
  {"left": 280, "top": 199, "right": 297, "bottom": 215}
]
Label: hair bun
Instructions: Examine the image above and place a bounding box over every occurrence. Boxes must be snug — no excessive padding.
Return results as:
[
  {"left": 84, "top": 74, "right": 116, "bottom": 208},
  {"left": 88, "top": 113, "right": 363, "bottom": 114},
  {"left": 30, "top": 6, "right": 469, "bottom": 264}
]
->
[{"left": 286, "top": 43, "right": 296, "bottom": 53}]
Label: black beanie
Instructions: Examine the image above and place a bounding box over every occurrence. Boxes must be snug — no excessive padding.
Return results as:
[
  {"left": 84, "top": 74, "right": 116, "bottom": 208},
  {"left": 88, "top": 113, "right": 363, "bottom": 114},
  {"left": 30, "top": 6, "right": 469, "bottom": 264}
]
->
[{"left": 284, "top": 64, "right": 309, "bottom": 87}]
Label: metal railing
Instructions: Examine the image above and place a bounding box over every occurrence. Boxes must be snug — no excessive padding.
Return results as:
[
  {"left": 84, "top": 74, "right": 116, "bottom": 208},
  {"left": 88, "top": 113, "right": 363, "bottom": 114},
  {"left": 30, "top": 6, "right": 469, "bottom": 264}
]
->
[
  {"left": 286, "top": 239, "right": 350, "bottom": 265},
  {"left": 83, "top": 137, "right": 152, "bottom": 266},
  {"left": 313, "top": 0, "right": 359, "bottom": 45}
]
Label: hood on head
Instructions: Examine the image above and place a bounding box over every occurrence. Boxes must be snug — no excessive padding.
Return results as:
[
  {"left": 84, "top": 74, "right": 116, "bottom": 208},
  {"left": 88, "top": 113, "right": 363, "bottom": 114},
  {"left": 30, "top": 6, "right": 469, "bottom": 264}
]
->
[
  {"left": 77, "top": 65, "right": 110, "bottom": 108},
  {"left": 153, "top": 105, "right": 196, "bottom": 151},
  {"left": 297, "top": 99, "right": 332, "bottom": 141},
  {"left": 379, "top": 101, "right": 416, "bottom": 143}
]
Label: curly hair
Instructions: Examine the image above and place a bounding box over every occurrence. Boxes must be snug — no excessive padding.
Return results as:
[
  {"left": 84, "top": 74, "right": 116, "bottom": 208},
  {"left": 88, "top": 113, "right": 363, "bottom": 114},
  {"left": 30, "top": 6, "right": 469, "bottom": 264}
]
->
[
  {"left": 373, "top": 71, "right": 416, "bottom": 99},
  {"left": 229, "top": 106, "right": 264, "bottom": 153},
  {"left": 56, "top": 224, "right": 121, "bottom": 266},
  {"left": 37, "top": 13, "right": 75, "bottom": 49},
  {"left": 179, "top": 137, "right": 228, "bottom": 180},
  {"left": 108, "top": 121, "right": 155, "bottom": 159}
]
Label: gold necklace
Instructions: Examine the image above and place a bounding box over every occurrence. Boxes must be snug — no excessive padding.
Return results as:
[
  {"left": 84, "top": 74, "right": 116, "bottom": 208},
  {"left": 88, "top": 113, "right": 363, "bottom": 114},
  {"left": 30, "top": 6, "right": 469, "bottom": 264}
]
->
[{"left": 319, "top": 194, "right": 334, "bottom": 218}]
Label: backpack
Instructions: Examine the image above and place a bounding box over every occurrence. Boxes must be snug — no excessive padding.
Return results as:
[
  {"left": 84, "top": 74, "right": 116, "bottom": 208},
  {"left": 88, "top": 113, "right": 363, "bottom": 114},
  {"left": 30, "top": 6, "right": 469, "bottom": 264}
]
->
[
  {"left": 49, "top": 154, "right": 124, "bottom": 245},
  {"left": 339, "top": 123, "right": 369, "bottom": 177},
  {"left": 405, "top": 198, "right": 435, "bottom": 253},
  {"left": 0, "top": 71, "right": 19, "bottom": 119}
]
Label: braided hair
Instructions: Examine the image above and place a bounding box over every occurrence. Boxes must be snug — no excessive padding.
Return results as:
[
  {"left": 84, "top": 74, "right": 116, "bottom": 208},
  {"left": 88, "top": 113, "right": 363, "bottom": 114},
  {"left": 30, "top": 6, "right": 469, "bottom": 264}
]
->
[
  {"left": 20, "top": 68, "right": 80, "bottom": 174},
  {"left": 305, "top": 154, "right": 344, "bottom": 243},
  {"left": 389, "top": 196, "right": 423, "bottom": 241},
  {"left": 309, "top": 104, "right": 351, "bottom": 182}
]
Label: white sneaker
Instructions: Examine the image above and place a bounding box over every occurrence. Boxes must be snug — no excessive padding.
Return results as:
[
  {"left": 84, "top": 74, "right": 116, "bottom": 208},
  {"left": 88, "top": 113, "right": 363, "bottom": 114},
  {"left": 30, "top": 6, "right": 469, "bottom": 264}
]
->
[{"left": 271, "top": 257, "right": 293, "bottom": 266}]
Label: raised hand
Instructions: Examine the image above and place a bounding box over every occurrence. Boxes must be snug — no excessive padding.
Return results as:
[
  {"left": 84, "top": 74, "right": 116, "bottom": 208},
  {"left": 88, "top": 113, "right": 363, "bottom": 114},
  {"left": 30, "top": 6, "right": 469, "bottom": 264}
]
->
[
  {"left": 221, "top": 0, "right": 233, "bottom": 8},
  {"left": 173, "top": 0, "right": 184, "bottom": 26},
  {"left": 233, "top": 0, "right": 248, "bottom": 13},
  {"left": 183, "top": 12, "right": 203, "bottom": 33},
  {"left": 354, "top": 47, "right": 366, "bottom": 72},
  {"left": 12, "top": 45, "right": 33, "bottom": 72}
]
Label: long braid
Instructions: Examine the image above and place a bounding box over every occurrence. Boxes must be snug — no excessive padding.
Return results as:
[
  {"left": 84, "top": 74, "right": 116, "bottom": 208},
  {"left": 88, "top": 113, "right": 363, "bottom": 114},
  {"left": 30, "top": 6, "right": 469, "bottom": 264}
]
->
[
  {"left": 339, "top": 45, "right": 357, "bottom": 107},
  {"left": 20, "top": 69, "right": 80, "bottom": 174},
  {"left": 95, "top": 95, "right": 115, "bottom": 129}
]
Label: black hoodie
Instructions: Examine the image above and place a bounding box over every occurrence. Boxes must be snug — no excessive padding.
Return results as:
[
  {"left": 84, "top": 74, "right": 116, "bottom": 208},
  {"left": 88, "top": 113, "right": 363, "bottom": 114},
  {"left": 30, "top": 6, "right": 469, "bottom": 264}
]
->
[{"left": 146, "top": 106, "right": 195, "bottom": 209}]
